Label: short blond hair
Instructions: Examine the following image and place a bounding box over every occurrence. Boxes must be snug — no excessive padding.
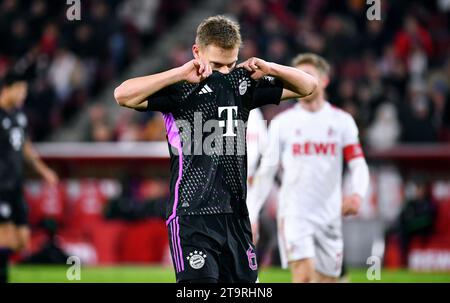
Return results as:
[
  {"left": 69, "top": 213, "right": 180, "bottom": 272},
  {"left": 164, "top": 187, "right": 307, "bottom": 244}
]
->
[
  {"left": 292, "top": 53, "right": 331, "bottom": 75},
  {"left": 196, "top": 15, "right": 242, "bottom": 49}
]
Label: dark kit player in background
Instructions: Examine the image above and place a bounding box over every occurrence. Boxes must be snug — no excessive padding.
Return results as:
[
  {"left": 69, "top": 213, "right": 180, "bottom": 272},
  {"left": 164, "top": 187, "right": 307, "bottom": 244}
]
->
[
  {"left": 0, "top": 72, "right": 58, "bottom": 283},
  {"left": 114, "top": 16, "right": 317, "bottom": 283}
]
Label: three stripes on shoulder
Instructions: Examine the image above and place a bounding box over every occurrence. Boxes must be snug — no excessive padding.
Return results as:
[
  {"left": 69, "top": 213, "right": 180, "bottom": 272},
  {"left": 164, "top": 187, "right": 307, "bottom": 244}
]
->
[{"left": 198, "top": 84, "right": 213, "bottom": 95}]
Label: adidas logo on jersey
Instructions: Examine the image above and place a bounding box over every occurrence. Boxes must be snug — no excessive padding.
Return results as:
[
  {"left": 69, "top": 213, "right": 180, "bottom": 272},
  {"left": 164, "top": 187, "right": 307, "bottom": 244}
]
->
[{"left": 198, "top": 84, "right": 213, "bottom": 95}]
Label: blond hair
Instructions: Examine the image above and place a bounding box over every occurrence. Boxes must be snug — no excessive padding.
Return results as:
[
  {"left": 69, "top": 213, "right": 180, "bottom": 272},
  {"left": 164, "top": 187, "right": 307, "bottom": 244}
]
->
[
  {"left": 196, "top": 15, "right": 242, "bottom": 49},
  {"left": 292, "top": 53, "right": 331, "bottom": 75}
]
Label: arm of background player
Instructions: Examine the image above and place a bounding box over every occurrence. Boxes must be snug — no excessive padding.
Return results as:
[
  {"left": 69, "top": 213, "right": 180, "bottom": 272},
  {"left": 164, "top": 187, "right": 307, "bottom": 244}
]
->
[
  {"left": 247, "top": 119, "right": 282, "bottom": 226},
  {"left": 342, "top": 115, "right": 370, "bottom": 216},
  {"left": 348, "top": 157, "right": 369, "bottom": 198},
  {"left": 114, "top": 59, "right": 212, "bottom": 110},
  {"left": 247, "top": 109, "right": 268, "bottom": 180},
  {"left": 23, "top": 139, "right": 58, "bottom": 185}
]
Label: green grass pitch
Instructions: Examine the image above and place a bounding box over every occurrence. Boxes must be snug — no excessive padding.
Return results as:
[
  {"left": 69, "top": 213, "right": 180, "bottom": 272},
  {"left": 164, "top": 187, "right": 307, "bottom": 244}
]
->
[{"left": 9, "top": 265, "right": 450, "bottom": 283}]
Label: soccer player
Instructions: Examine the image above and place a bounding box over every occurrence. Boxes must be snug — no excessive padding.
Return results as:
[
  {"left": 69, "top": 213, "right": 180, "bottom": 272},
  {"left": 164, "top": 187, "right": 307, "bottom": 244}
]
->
[
  {"left": 246, "top": 108, "right": 267, "bottom": 186},
  {"left": 114, "top": 15, "right": 317, "bottom": 283},
  {"left": 247, "top": 53, "right": 369, "bottom": 283},
  {"left": 0, "top": 72, "right": 59, "bottom": 283}
]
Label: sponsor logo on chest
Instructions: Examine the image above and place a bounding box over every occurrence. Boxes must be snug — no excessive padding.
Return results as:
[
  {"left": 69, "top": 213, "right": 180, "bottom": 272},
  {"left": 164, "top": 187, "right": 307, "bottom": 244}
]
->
[{"left": 292, "top": 141, "right": 338, "bottom": 156}]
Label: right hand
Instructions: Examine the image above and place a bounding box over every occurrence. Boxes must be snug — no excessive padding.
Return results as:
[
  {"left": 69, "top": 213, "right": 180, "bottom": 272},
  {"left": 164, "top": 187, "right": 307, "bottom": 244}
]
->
[
  {"left": 342, "top": 194, "right": 362, "bottom": 217},
  {"left": 179, "top": 59, "right": 212, "bottom": 83}
]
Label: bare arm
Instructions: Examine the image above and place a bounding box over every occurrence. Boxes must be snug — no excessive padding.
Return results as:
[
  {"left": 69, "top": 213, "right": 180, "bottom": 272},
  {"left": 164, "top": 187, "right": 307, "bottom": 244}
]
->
[
  {"left": 114, "top": 59, "right": 212, "bottom": 110},
  {"left": 342, "top": 158, "right": 369, "bottom": 216},
  {"left": 238, "top": 58, "right": 318, "bottom": 100},
  {"left": 24, "top": 139, "right": 58, "bottom": 185}
]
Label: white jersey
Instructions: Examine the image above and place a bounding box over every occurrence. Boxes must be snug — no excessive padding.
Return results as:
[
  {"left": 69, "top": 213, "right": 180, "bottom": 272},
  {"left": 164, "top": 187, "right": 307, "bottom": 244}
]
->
[
  {"left": 248, "top": 102, "right": 364, "bottom": 226},
  {"left": 246, "top": 108, "right": 268, "bottom": 178}
]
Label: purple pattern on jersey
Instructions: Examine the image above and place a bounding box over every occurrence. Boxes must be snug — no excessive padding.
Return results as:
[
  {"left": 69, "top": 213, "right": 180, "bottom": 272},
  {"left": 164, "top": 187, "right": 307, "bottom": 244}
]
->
[
  {"left": 163, "top": 113, "right": 184, "bottom": 272},
  {"left": 163, "top": 113, "right": 181, "bottom": 148},
  {"left": 164, "top": 113, "right": 183, "bottom": 224},
  {"left": 170, "top": 219, "right": 184, "bottom": 272}
]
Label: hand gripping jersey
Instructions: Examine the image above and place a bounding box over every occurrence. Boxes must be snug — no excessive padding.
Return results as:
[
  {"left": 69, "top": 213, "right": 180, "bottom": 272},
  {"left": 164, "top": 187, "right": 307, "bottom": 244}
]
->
[
  {"left": 142, "top": 68, "right": 283, "bottom": 222},
  {"left": 0, "top": 108, "right": 27, "bottom": 191}
]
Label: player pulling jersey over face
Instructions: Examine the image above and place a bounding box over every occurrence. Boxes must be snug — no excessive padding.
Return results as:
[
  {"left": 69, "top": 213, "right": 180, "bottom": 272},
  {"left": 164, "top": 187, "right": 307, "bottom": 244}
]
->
[
  {"left": 142, "top": 68, "right": 283, "bottom": 282},
  {"left": 145, "top": 68, "right": 283, "bottom": 220},
  {"left": 114, "top": 16, "right": 317, "bottom": 283}
]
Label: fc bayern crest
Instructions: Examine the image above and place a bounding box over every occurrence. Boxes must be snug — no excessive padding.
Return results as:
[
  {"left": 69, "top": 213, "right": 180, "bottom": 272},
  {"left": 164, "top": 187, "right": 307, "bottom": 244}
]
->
[
  {"left": 239, "top": 79, "right": 248, "bottom": 95},
  {"left": 187, "top": 250, "right": 207, "bottom": 269}
]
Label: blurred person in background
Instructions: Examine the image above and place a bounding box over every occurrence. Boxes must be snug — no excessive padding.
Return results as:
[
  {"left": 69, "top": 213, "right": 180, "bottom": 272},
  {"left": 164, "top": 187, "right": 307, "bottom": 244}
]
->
[
  {"left": 385, "top": 176, "right": 437, "bottom": 267},
  {"left": 248, "top": 53, "right": 369, "bottom": 282},
  {"left": 0, "top": 72, "right": 58, "bottom": 283},
  {"left": 367, "top": 102, "right": 401, "bottom": 149}
]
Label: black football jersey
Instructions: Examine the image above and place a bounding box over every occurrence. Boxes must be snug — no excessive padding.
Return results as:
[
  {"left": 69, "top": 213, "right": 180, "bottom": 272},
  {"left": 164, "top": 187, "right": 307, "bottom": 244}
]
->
[
  {"left": 0, "top": 108, "right": 27, "bottom": 191},
  {"left": 142, "top": 67, "right": 283, "bottom": 221}
]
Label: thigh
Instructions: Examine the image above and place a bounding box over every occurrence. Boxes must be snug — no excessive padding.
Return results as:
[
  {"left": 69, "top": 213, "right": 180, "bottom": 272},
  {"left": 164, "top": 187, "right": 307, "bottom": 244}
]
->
[
  {"left": 0, "top": 191, "right": 19, "bottom": 249},
  {"left": 1, "top": 189, "right": 28, "bottom": 228},
  {"left": 168, "top": 215, "right": 223, "bottom": 283},
  {"left": 283, "top": 217, "right": 316, "bottom": 264},
  {"left": 11, "top": 191, "right": 28, "bottom": 228},
  {"left": 313, "top": 221, "right": 343, "bottom": 279},
  {"left": 0, "top": 223, "right": 16, "bottom": 248},
  {"left": 289, "top": 258, "right": 315, "bottom": 283},
  {"left": 15, "top": 225, "right": 30, "bottom": 251},
  {"left": 0, "top": 191, "right": 14, "bottom": 226},
  {"left": 220, "top": 214, "right": 258, "bottom": 283}
]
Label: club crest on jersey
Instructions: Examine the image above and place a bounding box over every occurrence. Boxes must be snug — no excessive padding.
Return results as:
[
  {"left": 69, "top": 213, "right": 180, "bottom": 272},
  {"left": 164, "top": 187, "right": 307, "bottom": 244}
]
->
[
  {"left": 187, "top": 250, "right": 207, "bottom": 269},
  {"left": 2, "top": 118, "right": 11, "bottom": 129},
  {"left": 238, "top": 79, "right": 248, "bottom": 95}
]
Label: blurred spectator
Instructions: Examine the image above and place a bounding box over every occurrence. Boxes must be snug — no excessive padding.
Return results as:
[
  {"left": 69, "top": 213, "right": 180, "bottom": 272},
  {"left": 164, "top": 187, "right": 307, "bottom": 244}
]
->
[
  {"left": 84, "top": 104, "right": 114, "bottom": 142},
  {"left": 0, "top": 0, "right": 196, "bottom": 141},
  {"left": 0, "top": 0, "right": 448, "bottom": 145},
  {"left": 367, "top": 103, "right": 401, "bottom": 149},
  {"left": 386, "top": 177, "right": 437, "bottom": 266}
]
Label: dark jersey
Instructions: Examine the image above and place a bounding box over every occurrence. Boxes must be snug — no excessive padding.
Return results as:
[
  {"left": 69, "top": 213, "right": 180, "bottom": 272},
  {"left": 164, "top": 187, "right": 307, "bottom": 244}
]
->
[
  {"left": 0, "top": 108, "right": 27, "bottom": 191},
  {"left": 142, "top": 68, "right": 283, "bottom": 221}
]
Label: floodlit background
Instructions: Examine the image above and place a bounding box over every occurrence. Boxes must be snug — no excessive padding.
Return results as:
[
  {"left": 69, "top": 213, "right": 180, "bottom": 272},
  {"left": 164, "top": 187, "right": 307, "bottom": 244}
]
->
[{"left": 1, "top": 0, "right": 450, "bottom": 282}]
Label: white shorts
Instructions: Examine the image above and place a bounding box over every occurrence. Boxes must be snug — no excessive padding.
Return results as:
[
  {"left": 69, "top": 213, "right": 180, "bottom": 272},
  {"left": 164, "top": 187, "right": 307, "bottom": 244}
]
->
[{"left": 278, "top": 216, "right": 343, "bottom": 278}]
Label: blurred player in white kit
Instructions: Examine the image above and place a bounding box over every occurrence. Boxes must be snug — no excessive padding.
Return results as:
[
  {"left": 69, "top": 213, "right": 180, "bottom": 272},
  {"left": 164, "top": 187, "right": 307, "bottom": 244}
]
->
[
  {"left": 247, "top": 53, "right": 370, "bottom": 282},
  {"left": 246, "top": 108, "right": 267, "bottom": 186}
]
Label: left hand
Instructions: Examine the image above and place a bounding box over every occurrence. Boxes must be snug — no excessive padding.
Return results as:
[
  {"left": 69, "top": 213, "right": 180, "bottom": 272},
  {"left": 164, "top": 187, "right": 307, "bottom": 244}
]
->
[
  {"left": 342, "top": 194, "right": 362, "bottom": 217},
  {"left": 41, "top": 167, "right": 59, "bottom": 185},
  {"left": 237, "top": 57, "right": 273, "bottom": 80}
]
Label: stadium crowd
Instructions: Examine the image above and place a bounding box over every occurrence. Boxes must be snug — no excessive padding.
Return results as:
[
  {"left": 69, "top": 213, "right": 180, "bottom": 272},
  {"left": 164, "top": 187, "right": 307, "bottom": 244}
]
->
[
  {"left": 0, "top": 0, "right": 196, "bottom": 141},
  {"left": 107, "top": 0, "right": 450, "bottom": 148},
  {"left": 1, "top": 0, "right": 449, "bottom": 146}
]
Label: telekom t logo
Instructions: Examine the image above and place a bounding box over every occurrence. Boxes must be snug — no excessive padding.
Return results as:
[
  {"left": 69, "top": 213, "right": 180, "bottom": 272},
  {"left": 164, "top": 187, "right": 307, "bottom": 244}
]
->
[{"left": 218, "top": 106, "right": 238, "bottom": 137}]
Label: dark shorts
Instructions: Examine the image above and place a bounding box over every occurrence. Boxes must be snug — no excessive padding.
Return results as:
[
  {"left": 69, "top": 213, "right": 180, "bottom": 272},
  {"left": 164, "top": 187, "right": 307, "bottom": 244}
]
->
[
  {"left": 167, "top": 213, "right": 258, "bottom": 283},
  {"left": 0, "top": 188, "right": 28, "bottom": 226}
]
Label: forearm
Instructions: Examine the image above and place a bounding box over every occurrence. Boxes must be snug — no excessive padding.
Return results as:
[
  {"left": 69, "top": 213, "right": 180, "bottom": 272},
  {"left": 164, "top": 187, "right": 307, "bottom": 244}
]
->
[
  {"left": 24, "top": 141, "right": 49, "bottom": 176},
  {"left": 268, "top": 63, "right": 317, "bottom": 98},
  {"left": 114, "top": 67, "right": 185, "bottom": 109},
  {"left": 247, "top": 162, "right": 277, "bottom": 224},
  {"left": 348, "top": 158, "right": 370, "bottom": 198}
]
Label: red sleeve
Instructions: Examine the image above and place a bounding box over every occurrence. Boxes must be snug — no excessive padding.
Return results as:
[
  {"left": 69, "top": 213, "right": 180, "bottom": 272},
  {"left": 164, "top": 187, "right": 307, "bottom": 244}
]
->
[{"left": 343, "top": 144, "right": 364, "bottom": 162}]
